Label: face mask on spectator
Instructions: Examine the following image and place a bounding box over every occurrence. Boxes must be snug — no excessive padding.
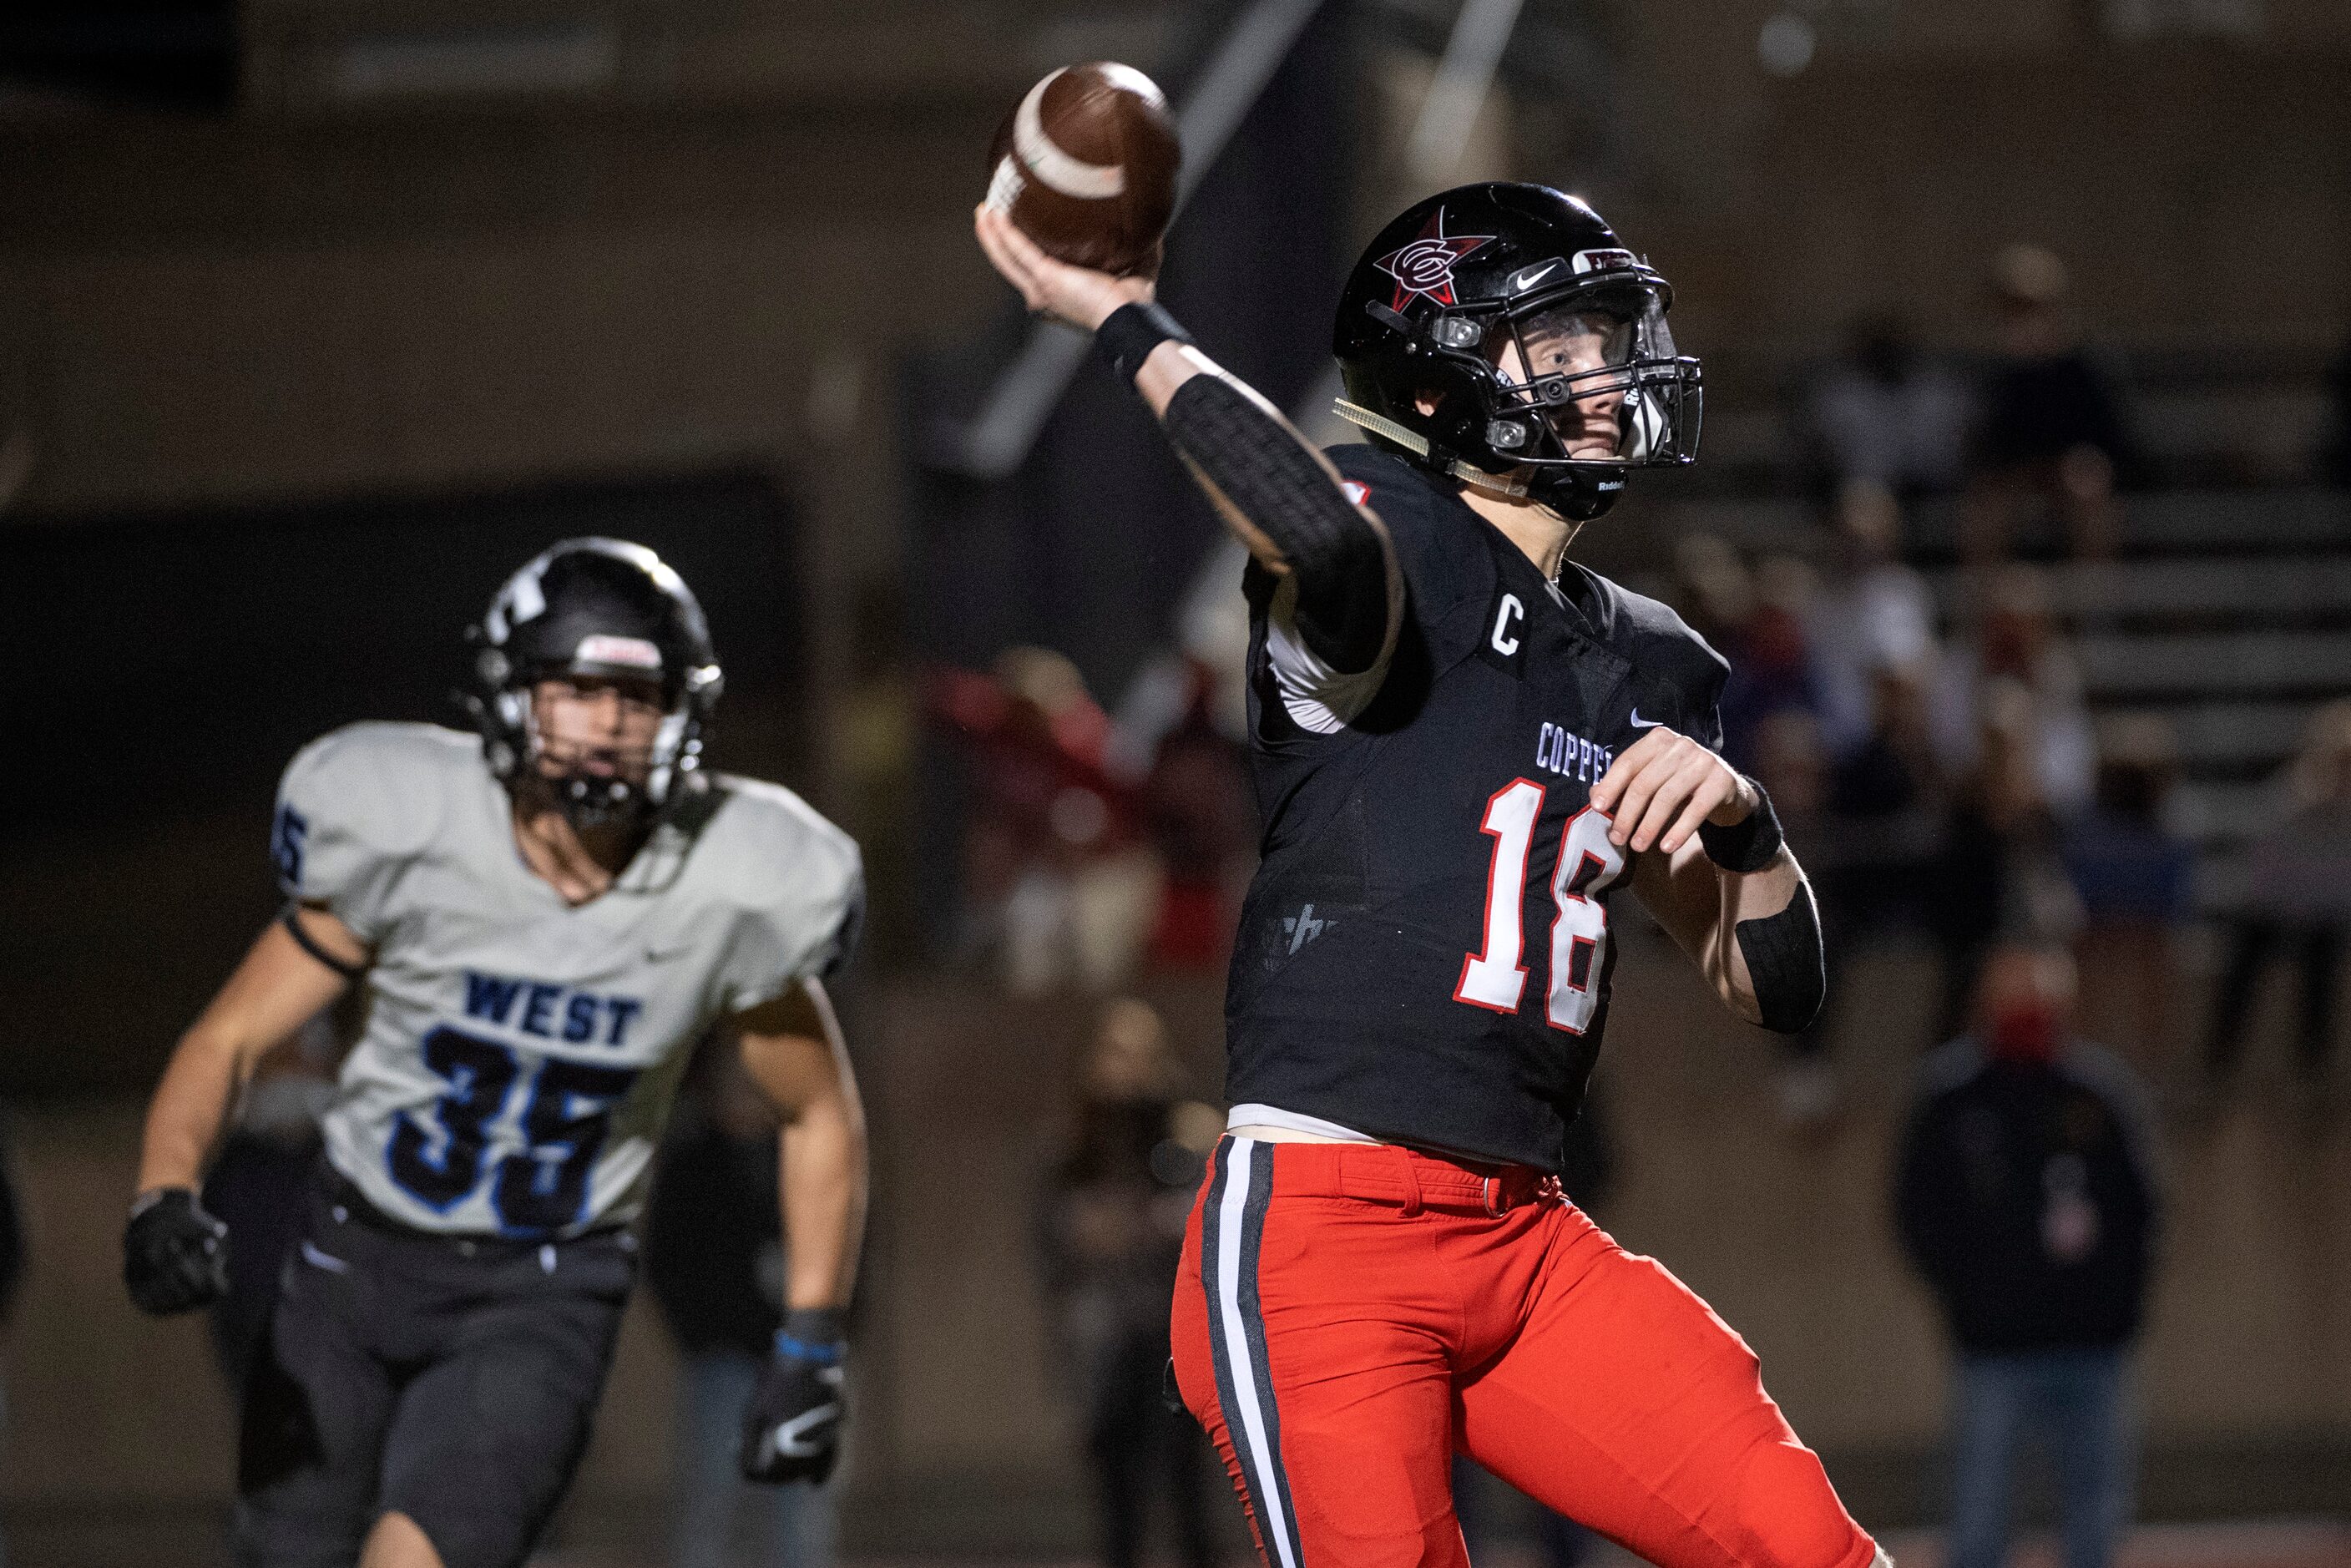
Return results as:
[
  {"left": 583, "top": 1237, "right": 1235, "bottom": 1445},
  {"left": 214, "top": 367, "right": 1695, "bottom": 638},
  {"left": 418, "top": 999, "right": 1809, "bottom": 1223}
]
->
[{"left": 1989, "top": 999, "right": 2062, "bottom": 1064}]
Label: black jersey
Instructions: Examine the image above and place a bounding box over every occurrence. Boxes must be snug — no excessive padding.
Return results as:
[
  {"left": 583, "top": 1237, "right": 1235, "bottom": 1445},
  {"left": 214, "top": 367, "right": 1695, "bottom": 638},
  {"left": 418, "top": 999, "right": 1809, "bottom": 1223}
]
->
[{"left": 1224, "top": 443, "right": 1729, "bottom": 1171}]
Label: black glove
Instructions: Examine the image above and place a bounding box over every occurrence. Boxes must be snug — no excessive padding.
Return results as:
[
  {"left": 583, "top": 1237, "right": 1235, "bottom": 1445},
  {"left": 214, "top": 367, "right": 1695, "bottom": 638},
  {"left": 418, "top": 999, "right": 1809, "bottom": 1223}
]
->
[
  {"left": 739, "top": 1309, "right": 847, "bottom": 1485},
  {"left": 124, "top": 1187, "right": 230, "bottom": 1316}
]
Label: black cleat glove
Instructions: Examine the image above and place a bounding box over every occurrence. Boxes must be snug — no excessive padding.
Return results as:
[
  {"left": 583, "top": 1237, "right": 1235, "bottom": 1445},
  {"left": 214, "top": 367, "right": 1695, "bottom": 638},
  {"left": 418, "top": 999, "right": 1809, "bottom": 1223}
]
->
[
  {"left": 739, "top": 1309, "right": 847, "bottom": 1486},
  {"left": 124, "top": 1187, "right": 230, "bottom": 1317}
]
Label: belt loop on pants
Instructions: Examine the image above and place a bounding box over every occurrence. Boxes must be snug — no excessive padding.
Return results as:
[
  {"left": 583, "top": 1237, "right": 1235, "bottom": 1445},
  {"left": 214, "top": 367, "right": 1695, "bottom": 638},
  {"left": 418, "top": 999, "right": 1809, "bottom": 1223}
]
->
[
  {"left": 1480, "top": 1174, "right": 1501, "bottom": 1216},
  {"left": 1392, "top": 1147, "right": 1424, "bottom": 1217}
]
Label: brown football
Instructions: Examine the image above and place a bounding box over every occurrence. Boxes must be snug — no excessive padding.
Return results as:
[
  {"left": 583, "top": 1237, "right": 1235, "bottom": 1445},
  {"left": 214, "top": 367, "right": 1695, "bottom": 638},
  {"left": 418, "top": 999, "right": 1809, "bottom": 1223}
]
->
[{"left": 985, "top": 63, "right": 1180, "bottom": 280}]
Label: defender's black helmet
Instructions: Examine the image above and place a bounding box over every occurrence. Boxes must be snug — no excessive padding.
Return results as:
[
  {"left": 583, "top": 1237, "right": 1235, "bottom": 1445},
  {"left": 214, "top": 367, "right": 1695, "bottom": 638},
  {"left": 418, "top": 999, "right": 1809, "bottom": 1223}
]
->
[
  {"left": 1332, "top": 183, "right": 1702, "bottom": 521},
  {"left": 468, "top": 538, "right": 722, "bottom": 826}
]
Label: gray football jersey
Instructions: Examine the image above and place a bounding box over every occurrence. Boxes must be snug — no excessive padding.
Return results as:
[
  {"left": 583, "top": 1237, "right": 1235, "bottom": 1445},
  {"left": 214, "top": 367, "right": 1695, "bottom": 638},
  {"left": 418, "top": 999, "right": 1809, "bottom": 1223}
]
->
[{"left": 272, "top": 722, "right": 862, "bottom": 1237}]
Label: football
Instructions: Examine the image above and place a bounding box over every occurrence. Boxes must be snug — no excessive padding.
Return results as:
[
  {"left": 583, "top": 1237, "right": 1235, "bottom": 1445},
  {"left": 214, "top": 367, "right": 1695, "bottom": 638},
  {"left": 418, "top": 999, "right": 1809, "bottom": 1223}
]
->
[{"left": 985, "top": 63, "right": 1180, "bottom": 280}]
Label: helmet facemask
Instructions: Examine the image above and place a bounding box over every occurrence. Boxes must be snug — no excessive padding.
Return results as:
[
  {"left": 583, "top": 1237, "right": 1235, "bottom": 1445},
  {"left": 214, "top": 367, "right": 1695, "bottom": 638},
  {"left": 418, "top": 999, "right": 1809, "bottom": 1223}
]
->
[
  {"left": 1466, "top": 281, "right": 1702, "bottom": 518},
  {"left": 468, "top": 539, "right": 721, "bottom": 833},
  {"left": 513, "top": 671, "right": 685, "bottom": 831}
]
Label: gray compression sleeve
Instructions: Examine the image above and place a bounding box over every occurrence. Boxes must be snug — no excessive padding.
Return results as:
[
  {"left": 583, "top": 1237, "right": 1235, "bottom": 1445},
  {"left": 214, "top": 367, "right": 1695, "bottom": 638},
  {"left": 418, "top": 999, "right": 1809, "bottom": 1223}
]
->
[
  {"left": 1734, "top": 880, "right": 1826, "bottom": 1034},
  {"left": 1161, "top": 374, "right": 1392, "bottom": 674}
]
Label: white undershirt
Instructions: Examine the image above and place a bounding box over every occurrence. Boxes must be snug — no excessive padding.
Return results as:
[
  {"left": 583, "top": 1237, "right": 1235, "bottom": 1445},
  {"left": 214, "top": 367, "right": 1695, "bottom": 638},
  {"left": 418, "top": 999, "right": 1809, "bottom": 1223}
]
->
[{"left": 1226, "top": 1103, "right": 1377, "bottom": 1144}]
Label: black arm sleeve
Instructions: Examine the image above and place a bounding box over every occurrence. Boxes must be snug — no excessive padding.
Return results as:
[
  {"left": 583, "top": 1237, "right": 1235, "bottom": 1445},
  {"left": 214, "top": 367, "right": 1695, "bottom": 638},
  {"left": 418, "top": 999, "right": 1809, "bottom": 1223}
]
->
[
  {"left": 1734, "top": 880, "right": 1826, "bottom": 1034},
  {"left": 1161, "top": 374, "right": 1392, "bottom": 674}
]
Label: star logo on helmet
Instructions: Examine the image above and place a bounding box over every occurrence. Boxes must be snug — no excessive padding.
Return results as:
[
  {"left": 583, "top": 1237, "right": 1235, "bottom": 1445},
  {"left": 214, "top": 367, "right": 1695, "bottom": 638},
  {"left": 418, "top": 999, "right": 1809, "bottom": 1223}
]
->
[{"left": 1375, "top": 209, "right": 1494, "bottom": 311}]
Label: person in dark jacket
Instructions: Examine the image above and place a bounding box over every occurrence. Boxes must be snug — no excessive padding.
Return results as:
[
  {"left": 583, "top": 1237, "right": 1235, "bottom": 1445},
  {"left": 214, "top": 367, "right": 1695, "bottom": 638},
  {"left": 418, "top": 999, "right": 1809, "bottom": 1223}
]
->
[
  {"left": 1896, "top": 943, "right": 2161, "bottom": 1568},
  {"left": 1039, "top": 999, "right": 1221, "bottom": 1568},
  {"left": 1960, "top": 245, "right": 2135, "bottom": 564},
  {"left": 646, "top": 1050, "right": 836, "bottom": 1568},
  {"left": 0, "top": 1106, "right": 21, "bottom": 1568}
]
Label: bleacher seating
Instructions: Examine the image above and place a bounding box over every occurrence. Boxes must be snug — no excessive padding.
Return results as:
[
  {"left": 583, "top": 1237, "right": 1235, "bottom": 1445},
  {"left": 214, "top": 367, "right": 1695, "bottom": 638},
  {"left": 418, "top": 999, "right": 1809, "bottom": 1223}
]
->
[{"left": 1656, "top": 477, "right": 2350, "bottom": 907}]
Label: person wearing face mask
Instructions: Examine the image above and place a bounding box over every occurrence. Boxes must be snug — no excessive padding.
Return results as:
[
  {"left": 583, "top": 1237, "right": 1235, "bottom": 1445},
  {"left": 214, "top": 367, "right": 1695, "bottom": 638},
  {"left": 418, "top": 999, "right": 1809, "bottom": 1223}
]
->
[{"left": 1893, "top": 944, "right": 2162, "bottom": 1568}]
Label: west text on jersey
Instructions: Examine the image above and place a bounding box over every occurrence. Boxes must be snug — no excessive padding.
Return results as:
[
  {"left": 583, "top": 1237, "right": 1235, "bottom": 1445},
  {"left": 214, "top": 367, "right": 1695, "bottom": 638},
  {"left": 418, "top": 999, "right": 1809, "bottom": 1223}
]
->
[
  {"left": 1534, "top": 721, "right": 1613, "bottom": 785},
  {"left": 463, "top": 970, "right": 644, "bottom": 1047}
]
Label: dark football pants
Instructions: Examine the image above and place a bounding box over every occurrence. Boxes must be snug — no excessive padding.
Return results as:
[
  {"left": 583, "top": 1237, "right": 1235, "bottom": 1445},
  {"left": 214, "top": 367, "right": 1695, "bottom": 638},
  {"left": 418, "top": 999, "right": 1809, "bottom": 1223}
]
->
[
  {"left": 235, "top": 1182, "right": 635, "bottom": 1568},
  {"left": 1170, "top": 1137, "right": 1881, "bottom": 1568}
]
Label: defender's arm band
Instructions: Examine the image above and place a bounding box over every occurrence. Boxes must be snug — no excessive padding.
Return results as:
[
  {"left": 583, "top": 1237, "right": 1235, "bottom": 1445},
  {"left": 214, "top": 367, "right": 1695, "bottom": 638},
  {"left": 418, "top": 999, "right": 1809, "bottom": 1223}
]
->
[
  {"left": 1696, "top": 778, "right": 1785, "bottom": 873},
  {"left": 776, "top": 1306, "right": 847, "bottom": 1361},
  {"left": 281, "top": 903, "right": 366, "bottom": 981},
  {"left": 1734, "top": 881, "right": 1825, "bottom": 1034},
  {"left": 1094, "top": 301, "right": 1194, "bottom": 384},
  {"left": 1162, "top": 373, "right": 1392, "bottom": 674}
]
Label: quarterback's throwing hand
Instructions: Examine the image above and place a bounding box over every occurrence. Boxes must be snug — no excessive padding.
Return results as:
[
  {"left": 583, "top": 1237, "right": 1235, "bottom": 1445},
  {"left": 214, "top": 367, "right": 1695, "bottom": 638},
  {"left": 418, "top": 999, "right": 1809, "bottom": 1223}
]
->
[
  {"left": 973, "top": 205, "right": 1154, "bottom": 334},
  {"left": 1589, "top": 726, "right": 1755, "bottom": 856},
  {"left": 123, "top": 1187, "right": 230, "bottom": 1316},
  {"left": 740, "top": 1323, "right": 847, "bottom": 1486}
]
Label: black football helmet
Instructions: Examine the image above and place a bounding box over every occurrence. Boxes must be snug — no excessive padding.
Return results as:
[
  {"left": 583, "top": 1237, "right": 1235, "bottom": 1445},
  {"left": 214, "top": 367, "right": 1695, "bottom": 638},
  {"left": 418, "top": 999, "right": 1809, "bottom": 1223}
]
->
[
  {"left": 1332, "top": 182, "right": 1701, "bottom": 521},
  {"left": 468, "top": 538, "right": 722, "bottom": 827}
]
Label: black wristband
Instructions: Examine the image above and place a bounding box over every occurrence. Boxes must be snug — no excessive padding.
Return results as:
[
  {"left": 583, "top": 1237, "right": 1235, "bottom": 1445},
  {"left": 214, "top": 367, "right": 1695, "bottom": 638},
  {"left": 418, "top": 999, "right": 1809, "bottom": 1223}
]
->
[
  {"left": 1696, "top": 779, "right": 1785, "bottom": 873},
  {"left": 1094, "top": 301, "right": 1193, "bottom": 385}
]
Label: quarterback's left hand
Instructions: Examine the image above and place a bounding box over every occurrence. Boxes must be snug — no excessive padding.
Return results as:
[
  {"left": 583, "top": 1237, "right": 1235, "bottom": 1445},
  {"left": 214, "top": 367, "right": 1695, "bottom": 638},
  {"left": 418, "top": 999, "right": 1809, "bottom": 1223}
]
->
[
  {"left": 740, "top": 1319, "right": 847, "bottom": 1486},
  {"left": 1590, "top": 726, "right": 1755, "bottom": 855}
]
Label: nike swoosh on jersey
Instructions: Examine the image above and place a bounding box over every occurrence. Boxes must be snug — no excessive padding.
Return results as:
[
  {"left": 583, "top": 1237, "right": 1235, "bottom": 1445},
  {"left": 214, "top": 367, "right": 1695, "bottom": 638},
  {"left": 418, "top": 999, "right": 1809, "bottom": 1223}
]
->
[{"left": 1629, "top": 709, "right": 1663, "bottom": 728}]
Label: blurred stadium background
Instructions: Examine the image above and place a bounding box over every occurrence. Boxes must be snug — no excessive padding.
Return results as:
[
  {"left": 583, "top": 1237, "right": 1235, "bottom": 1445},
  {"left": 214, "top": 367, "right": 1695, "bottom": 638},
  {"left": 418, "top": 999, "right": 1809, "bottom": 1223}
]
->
[{"left": 3, "top": 0, "right": 2350, "bottom": 1564}]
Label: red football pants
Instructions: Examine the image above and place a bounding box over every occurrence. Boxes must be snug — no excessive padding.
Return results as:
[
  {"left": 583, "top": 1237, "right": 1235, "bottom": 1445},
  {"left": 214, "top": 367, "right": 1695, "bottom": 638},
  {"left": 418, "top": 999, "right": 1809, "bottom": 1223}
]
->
[{"left": 1170, "top": 1136, "right": 1881, "bottom": 1568}]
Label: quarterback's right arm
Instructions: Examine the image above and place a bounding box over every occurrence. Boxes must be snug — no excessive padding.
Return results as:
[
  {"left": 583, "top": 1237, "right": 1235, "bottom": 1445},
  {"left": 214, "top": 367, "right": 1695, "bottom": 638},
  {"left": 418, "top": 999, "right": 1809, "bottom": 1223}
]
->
[
  {"left": 126, "top": 906, "right": 364, "bottom": 1314},
  {"left": 975, "top": 205, "right": 1400, "bottom": 678}
]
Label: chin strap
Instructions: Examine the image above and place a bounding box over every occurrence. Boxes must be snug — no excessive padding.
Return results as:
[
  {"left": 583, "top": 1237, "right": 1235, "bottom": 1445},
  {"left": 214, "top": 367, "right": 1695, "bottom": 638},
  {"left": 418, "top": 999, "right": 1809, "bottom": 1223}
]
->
[{"left": 1332, "top": 400, "right": 1529, "bottom": 498}]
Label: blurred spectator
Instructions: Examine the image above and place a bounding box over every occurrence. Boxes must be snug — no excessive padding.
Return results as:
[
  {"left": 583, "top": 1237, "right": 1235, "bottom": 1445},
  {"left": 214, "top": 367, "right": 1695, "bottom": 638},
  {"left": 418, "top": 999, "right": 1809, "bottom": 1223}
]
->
[
  {"left": 1801, "top": 310, "right": 1970, "bottom": 497},
  {"left": 1934, "top": 564, "right": 2096, "bottom": 822},
  {"left": 646, "top": 1050, "right": 835, "bottom": 1568},
  {"left": 2325, "top": 331, "right": 2351, "bottom": 488},
  {"left": 1778, "top": 665, "right": 1948, "bottom": 1126},
  {"left": 1137, "top": 660, "right": 1256, "bottom": 975},
  {"left": 928, "top": 649, "right": 1159, "bottom": 994},
  {"left": 200, "top": 1014, "right": 338, "bottom": 1388},
  {"left": 1929, "top": 680, "right": 2084, "bottom": 1042},
  {"left": 1960, "top": 245, "right": 2135, "bottom": 564},
  {"left": 2063, "top": 718, "right": 2197, "bottom": 1070},
  {"left": 1808, "top": 480, "right": 1938, "bottom": 764},
  {"left": 2201, "top": 700, "right": 2351, "bottom": 1102},
  {"left": 0, "top": 1113, "right": 18, "bottom": 1323},
  {"left": 1676, "top": 536, "right": 1819, "bottom": 772},
  {"left": 1039, "top": 1000, "right": 1221, "bottom": 1568},
  {"left": 0, "top": 1103, "right": 22, "bottom": 1568},
  {"left": 1895, "top": 945, "right": 2161, "bottom": 1568}
]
